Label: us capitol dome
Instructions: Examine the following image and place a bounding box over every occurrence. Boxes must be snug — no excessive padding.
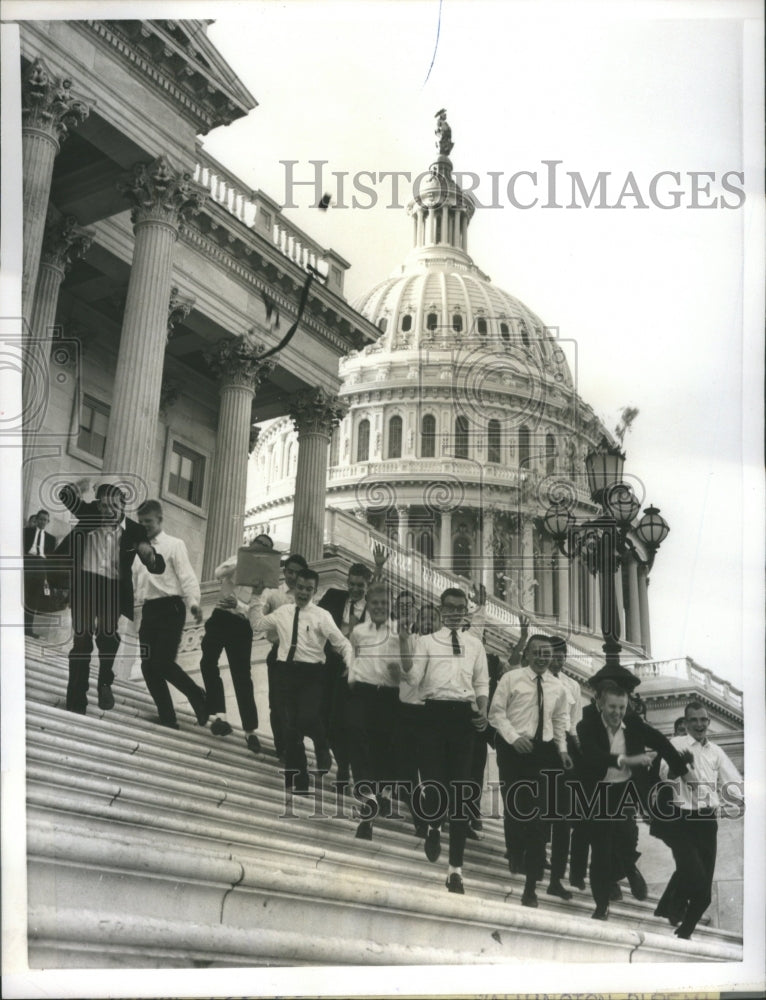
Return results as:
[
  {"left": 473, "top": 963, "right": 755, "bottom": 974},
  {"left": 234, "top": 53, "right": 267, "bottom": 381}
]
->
[{"left": 247, "top": 115, "right": 652, "bottom": 652}]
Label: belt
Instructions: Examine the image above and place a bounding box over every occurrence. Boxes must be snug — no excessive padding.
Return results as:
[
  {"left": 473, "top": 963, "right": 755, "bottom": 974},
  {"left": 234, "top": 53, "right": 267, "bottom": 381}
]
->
[
  {"left": 277, "top": 660, "right": 323, "bottom": 668},
  {"left": 354, "top": 681, "right": 398, "bottom": 692}
]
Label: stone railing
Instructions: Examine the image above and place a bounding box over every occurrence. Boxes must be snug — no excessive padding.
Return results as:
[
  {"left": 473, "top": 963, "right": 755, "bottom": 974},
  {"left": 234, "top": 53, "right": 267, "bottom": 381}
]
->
[
  {"left": 194, "top": 148, "right": 347, "bottom": 294},
  {"left": 628, "top": 657, "right": 743, "bottom": 714}
]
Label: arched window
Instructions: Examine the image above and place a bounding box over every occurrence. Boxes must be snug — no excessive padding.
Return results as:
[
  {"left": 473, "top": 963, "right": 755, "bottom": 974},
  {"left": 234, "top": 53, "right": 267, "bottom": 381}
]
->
[
  {"left": 421, "top": 413, "right": 436, "bottom": 458},
  {"left": 329, "top": 428, "right": 340, "bottom": 467},
  {"left": 452, "top": 313, "right": 463, "bottom": 333},
  {"left": 426, "top": 312, "right": 438, "bottom": 331},
  {"left": 520, "top": 320, "right": 530, "bottom": 347},
  {"left": 419, "top": 531, "right": 434, "bottom": 561},
  {"left": 388, "top": 415, "right": 403, "bottom": 458},
  {"left": 477, "top": 317, "right": 487, "bottom": 336},
  {"left": 378, "top": 317, "right": 387, "bottom": 333},
  {"left": 357, "top": 419, "right": 370, "bottom": 462},
  {"left": 488, "top": 419, "right": 501, "bottom": 464},
  {"left": 518, "top": 425, "right": 530, "bottom": 469},
  {"left": 454, "top": 415, "right": 469, "bottom": 459},
  {"left": 545, "top": 432, "right": 556, "bottom": 475},
  {"left": 402, "top": 314, "right": 412, "bottom": 332},
  {"left": 500, "top": 322, "right": 510, "bottom": 342}
]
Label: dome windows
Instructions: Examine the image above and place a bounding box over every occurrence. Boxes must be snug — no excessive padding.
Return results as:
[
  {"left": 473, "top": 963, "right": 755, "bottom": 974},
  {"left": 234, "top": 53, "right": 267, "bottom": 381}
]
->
[
  {"left": 426, "top": 312, "right": 438, "bottom": 331},
  {"left": 421, "top": 414, "right": 436, "bottom": 457},
  {"left": 357, "top": 419, "right": 370, "bottom": 462},
  {"left": 378, "top": 317, "right": 388, "bottom": 333},
  {"left": 401, "top": 314, "right": 412, "bottom": 333},
  {"left": 518, "top": 425, "right": 531, "bottom": 470},
  {"left": 388, "top": 415, "right": 403, "bottom": 459},
  {"left": 546, "top": 432, "right": 556, "bottom": 475},
  {"left": 500, "top": 322, "right": 510, "bottom": 342},
  {"left": 520, "top": 320, "right": 531, "bottom": 347},
  {"left": 452, "top": 313, "right": 463, "bottom": 333},
  {"left": 488, "top": 419, "right": 502, "bottom": 464},
  {"left": 454, "top": 415, "right": 469, "bottom": 459},
  {"left": 477, "top": 318, "right": 488, "bottom": 336}
]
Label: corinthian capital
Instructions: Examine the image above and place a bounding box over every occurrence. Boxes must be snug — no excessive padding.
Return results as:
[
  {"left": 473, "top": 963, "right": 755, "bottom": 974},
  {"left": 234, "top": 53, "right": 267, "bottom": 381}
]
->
[
  {"left": 22, "top": 58, "right": 89, "bottom": 142},
  {"left": 203, "top": 334, "right": 275, "bottom": 391},
  {"left": 118, "top": 155, "right": 206, "bottom": 228},
  {"left": 288, "top": 387, "right": 348, "bottom": 437},
  {"left": 40, "top": 215, "right": 93, "bottom": 272},
  {"left": 167, "top": 286, "right": 195, "bottom": 340}
]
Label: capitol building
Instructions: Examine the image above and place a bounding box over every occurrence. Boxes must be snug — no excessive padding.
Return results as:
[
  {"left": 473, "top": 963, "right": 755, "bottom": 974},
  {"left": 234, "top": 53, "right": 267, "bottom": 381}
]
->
[{"left": 247, "top": 126, "right": 656, "bottom": 663}]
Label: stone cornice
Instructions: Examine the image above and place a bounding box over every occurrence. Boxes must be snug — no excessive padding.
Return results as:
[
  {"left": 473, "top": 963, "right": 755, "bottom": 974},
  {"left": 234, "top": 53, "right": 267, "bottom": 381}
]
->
[{"left": 82, "top": 20, "right": 255, "bottom": 135}]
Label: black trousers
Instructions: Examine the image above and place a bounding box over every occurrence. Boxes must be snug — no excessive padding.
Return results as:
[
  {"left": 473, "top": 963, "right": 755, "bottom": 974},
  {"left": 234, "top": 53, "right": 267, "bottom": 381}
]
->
[
  {"left": 199, "top": 608, "right": 258, "bottom": 731},
  {"left": 140, "top": 596, "right": 201, "bottom": 727},
  {"left": 23, "top": 555, "right": 48, "bottom": 634},
  {"left": 266, "top": 643, "right": 285, "bottom": 756},
  {"left": 418, "top": 700, "right": 478, "bottom": 867},
  {"left": 587, "top": 780, "right": 640, "bottom": 909},
  {"left": 655, "top": 810, "right": 718, "bottom": 935},
  {"left": 496, "top": 737, "right": 560, "bottom": 884},
  {"left": 322, "top": 651, "right": 351, "bottom": 776},
  {"left": 66, "top": 571, "right": 121, "bottom": 713},
  {"left": 395, "top": 701, "right": 426, "bottom": 824},
  {"left": 276, "top": 660, "right": 329, "bottom": 785},
  {"left": 347, "top": 682, "right": 399, "bottom": 813}
]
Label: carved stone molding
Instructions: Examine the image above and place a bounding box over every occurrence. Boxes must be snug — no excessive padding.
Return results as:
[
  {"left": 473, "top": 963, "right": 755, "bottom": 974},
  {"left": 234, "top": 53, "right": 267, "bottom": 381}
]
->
[
  {"left": 118, "top": 155, "right": 206, "bottom": 229},
  {"left": 21, "top": 58, "right": 89, "bottom": 143},
  {"left": 288, "top": 387, "right": 348, "bottom": 437},
  {"left": 40, "top": 215, "right": 93, "bottom": 272},
  {"left": 166, "top": 286, "right": 195, "bottom": 340},
  {"left": 203, "top": 334, "right": 275, "bottom": 391},
  {"left": 159, "top": 375, "right": 182, "bottom": 415}
]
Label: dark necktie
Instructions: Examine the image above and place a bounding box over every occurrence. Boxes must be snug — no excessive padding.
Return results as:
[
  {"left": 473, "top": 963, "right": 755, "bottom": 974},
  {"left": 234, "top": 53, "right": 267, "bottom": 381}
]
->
[
  {"left": 450, "top": 629, "right": 461, "bottom": 655},
  {"left": 285, "top": 606, "right": 300, "bottom": 663},
  {"left": 534, "top": 674, "right": 544, "bottom": 742},
  {"left": 35, "top": 530, "right": 42, "bottom": 555}
]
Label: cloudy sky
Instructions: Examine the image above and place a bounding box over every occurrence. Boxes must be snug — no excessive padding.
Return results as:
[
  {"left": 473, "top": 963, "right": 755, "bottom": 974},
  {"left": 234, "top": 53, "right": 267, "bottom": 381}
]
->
[{"left": 196, "top": 1, "right": 763, "bottom": 689}]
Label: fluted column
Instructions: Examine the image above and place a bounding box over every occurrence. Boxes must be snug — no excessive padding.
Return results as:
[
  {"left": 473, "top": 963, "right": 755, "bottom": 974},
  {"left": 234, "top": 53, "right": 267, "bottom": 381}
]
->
[
  {"left": 21, "top": 59, "right": 89, "bottom": 318},
  {"left": 439, "top": 510, "right": 452, "bottom": 566},
  {"left": 397, "top": 506, "right": 410, "bottom": 550},
  {"left": 102, "top": 157, "right": 205, "bottom": 493},
  {"left": 637, "top": 564, "right": 652, "bottom": 656},
  {"left": 201, "top": 338, "right": 274, "bottom": 579},
  {"left": 289, "top": 388, "right": 348, "bottom": 563},
  {"left": 626, "top": 556, "right": 641, "bottom": 646},
  {"left": 521, "top": 517, "right": 536, "bottom": 614},
  {"left": 481, "top": 509, "right": 494, "bottom": 592},
  {"left": 557, "top": 548, "right": 570, "bottom": 627}
]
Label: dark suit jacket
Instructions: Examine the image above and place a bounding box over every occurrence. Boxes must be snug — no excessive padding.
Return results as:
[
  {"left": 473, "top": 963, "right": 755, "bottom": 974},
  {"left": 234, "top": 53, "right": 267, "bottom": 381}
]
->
[
  {"left": 50, "top": 488, "right": 164, "bottom": 621},
  {"left": 24, "top": 525, "right": 57, "bottom": 556},
  {"left": 317, "top": 588, "right": 362, "bottom": 628},
  {"left": 576, "top": 700, "right": 689, "bottom": 807}
]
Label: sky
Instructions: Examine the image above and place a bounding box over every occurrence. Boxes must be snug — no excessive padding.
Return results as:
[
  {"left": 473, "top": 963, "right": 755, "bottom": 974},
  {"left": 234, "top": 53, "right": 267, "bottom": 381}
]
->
[{"left": 194, "top": 1, "right": 763, "bottom": 689}]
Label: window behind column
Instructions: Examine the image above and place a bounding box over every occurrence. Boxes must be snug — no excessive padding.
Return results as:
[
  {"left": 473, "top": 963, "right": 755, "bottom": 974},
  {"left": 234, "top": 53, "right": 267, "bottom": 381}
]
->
[
  {"left": 168, "top": 442, "right": 205, "bottom": 507},
  {"left": 454, "top": 415, "right": 469, "bottom": 459},
  {"left": 388, "top": 415, "right": 403, "bottom": 458},
  {"left": 77, "top": 395, "right": 110, "bottom": 459},
  {"left": 421, "top": 413, "right": 436, "bottom": 457},
  {"left": 357, "top": 419, "right": 370, "bottom": 462}
]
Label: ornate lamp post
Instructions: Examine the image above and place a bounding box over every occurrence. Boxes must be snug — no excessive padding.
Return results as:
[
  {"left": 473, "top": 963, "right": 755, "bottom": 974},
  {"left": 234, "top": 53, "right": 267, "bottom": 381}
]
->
[{"left": 541, "top": 438, "right": 669, "bottom": 670}]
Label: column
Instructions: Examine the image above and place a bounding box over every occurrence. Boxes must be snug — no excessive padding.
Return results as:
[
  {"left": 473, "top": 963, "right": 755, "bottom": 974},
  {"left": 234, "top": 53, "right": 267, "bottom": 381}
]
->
[
  {"left": 626, "top": 556, "right": 641, "bottom": 647},
  {"left": 637, "top": 564, "right": 652, "bottom": 656},
  {"left": 23, "top": 215, "right": 92, "bottom": 509},
  {"left": 102, "top": 156, "right": 205, "bottom": 493},
  {"left": 289, "top": 387, "right": 347, "bottom": 563},
  {"left": 481, "top": 508, "right": 494, "bottom": 593},
  {"left": 396, "top": 506, "right": 410, "bottom": 550},
  {"left": 439, "top": 509, "right": 452, "bottom": 567},
  {"left": 556, "top": 549, "right": 570, "bottom": 628},
  {"left": 521, "top": 517, "right": 536, "bottom": 614},
  {"left": 201, "top": 339, "right": 273, "bottom": 579},
  {"left": 21, "top": 59, "right": 89, "bottom": 318}
]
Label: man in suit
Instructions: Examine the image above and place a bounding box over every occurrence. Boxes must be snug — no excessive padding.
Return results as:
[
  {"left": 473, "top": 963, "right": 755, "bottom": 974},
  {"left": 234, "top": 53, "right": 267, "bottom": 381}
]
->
[
  {"left": 317, "top": 547, "right": 387, "bottom": 782},
  {"left": 23, "top": 509, "right": 56, "bottom": 637},
  {"left": 652, "top": 699, "right": 743, "bottom": 939},
  {"left": 576, "top": 675, "right": 691, "bottom": 920},
  {"left": 51, "top": 483, "right": 165, "bottom": 716}
]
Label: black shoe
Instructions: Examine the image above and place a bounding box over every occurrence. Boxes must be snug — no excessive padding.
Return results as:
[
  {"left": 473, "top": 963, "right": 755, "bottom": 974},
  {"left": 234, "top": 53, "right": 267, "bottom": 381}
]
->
[
  {"left": 521, "top": 890, "right": 538, "bottom": 908},
  {"left": 424, "top": 827, "right": 441, "bottom": 863},
  {"left": 156, "top": 717, "right": 180, "bottom": 730},
  {"left": 189, "top": 687, "right": 209, "bottom": 726},
  {"left": 446, "top": 873, "right": 464, "bottom": 894},
  {"left": 674, "top": 925, "right": 693, "bottom": 940},
  {"left": 414, "top": 822, "right": 428, "bottom": 839},
  {"left": 546, "top": 880, "right": 573, "bottom": 901},
  {"left": 66, "top": 705, "right": 87, "bottom": 715},
  {"left": 355, "top": 820, "right": 373, "bottom": 840},
  {"left": 627, "top": 867, "right": 648, "bottom": 901},
  {"left": 97, "top": 686, "right": 114, "bottom": 711},
  {"left": 245, "top": 733, "right": 262, "bottom": 754},
  {"left": 609, "top": 882, "right": 623, "bottom": 902},
  {"left": 465, "top": 825, "right": 481, "bottom": 841},
  {"left": 592, "top": 904, "right": 609, "bottom": 921},
  {"left": 570, "top": 878, "right": 586, "bottom": 891},
  {"left": 210, "top": 718, "right": 232, "bottom": 736}
]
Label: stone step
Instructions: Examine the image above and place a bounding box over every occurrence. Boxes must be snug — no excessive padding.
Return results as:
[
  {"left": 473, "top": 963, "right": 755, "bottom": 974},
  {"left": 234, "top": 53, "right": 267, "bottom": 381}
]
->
[{"left": 24, "top": 648, "right": 743, "bottom": 965}]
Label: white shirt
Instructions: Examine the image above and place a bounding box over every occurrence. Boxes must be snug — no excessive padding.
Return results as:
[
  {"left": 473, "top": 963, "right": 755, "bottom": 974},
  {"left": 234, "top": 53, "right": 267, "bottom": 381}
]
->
[
  {"left": 660, "top": 733, "right": 744, "bottom": 813},
  {"left": 249, "top": 598, "right": 352, "bottom": 666},
  {"left": 489, "top": 666, "right": 569, "bottom": 753},
  {"left": 552, "top": 670, "right": 582, "bottom": 735},
  {"left": 255, "top": 583, "right": 295, "bottom": 644},
  {"left": 27, "top": 528, "right": 49, "bottom": 557},
  {"left": 406, "top": 628, "right": 489, "bottom": 704},
  {"left": 602, "top": 719, "right": 630, "bottom": 783},
  {"left": 82, "top": 519, "right": 124, "bottom": 579},
  {"left": 349, "top": 620, "right": 401, "bottom": 687},
  {"left": 133, "top": 530, "right": 201, "bottom": 608},
  {"left": 212, "top": 554, "right": 253, "bottom": 618}
]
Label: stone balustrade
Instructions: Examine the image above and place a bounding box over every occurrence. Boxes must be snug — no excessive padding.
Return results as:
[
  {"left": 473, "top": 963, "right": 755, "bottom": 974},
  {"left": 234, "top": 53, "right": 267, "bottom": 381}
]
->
[{"left": 629, "top": 657, "right": 743, "bottom": 711}]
